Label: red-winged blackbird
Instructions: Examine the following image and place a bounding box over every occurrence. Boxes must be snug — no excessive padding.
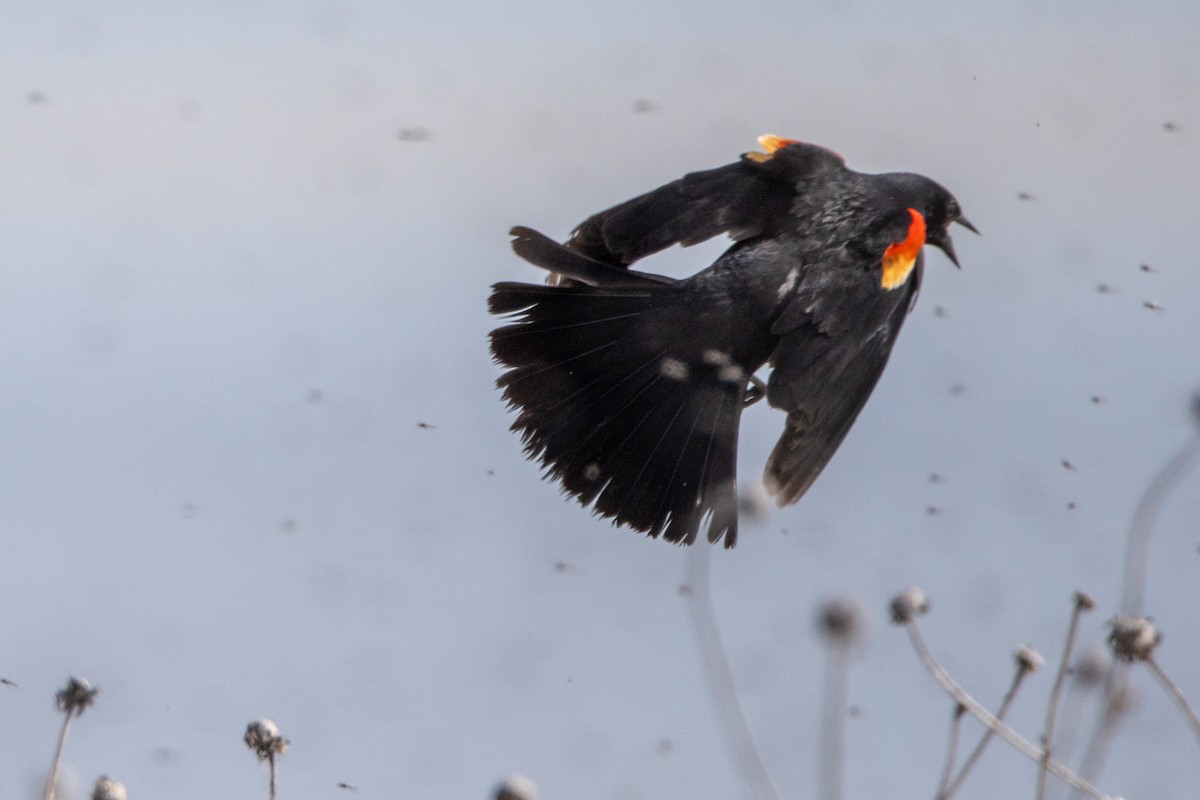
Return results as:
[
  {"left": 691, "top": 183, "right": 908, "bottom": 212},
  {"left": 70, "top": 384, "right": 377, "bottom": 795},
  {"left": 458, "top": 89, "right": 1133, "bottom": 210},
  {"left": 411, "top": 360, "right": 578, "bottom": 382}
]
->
[{"left": 489, "top": 136, "right": 975, "bottom": 548}]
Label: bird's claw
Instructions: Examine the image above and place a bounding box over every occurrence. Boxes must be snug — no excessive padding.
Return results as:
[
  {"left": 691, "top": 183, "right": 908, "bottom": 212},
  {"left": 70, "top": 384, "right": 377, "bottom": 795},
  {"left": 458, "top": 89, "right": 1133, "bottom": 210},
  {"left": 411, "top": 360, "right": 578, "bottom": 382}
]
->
[{"left": 744, "top": 374, "right": 767, "bottom": 407}]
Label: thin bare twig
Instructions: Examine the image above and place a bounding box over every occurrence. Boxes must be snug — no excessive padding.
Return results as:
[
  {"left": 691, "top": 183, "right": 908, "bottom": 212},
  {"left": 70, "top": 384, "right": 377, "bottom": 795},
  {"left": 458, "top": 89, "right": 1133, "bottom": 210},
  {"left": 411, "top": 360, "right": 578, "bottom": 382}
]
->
[
  {"left": 1093, "top": 395, "right": 1200, "bottom": 786},
  {"left": 1120, "top": 429, "right": 1200, "bottom": 615},
  {"left": 819, "top": 641, "right": 850, "bottom": 800},
  {"left": 43, "top": 712, "right": 74, "bottom": 800},
  {"left": 1073, "top": 667, "right": 1133, "bottom": 798},
  {"left": 44, "top": 677, "right": 97, "bottom": 800},
  {"left": 815, "top": 598, "right": 863, "bottom": 800},
  {"left": 1051, "top": 681, "right": 1099, "bottom": 800},
  {"left": 1085, "top": 403, "right": 1200, "bottom": 789},
  {"left": 1144, "top": 657, "right": 1200, "bottom": 745},
  {"left": 902, "top": 620, "right": 1115, "bottom": 800},
  {"left": 685, "top": 544, "right": 780, "bottom": 800},
  {"left": 1037, "top": 593, "right": 1094, "bottom": 800},
  {"left": 936, "top": 705, "right": 967, "bottom": 799},
  {"left": 940, "top": 654, "right": 1035, "bottom": 799}
]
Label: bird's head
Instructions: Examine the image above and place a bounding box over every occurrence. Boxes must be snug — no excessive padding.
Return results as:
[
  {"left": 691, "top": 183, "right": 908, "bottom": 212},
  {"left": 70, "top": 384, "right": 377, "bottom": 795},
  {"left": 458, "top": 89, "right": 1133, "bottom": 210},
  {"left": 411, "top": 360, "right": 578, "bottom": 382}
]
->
[{"left": 883, "top": 172, "right": 977, "bottom": 267}]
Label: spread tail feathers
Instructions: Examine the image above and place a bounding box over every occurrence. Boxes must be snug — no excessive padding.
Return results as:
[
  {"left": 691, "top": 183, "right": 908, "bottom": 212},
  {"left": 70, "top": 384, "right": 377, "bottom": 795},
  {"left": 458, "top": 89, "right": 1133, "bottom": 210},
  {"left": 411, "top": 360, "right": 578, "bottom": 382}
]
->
[{"left": 489, "top": 279, "right": 746, "bottom": 546}]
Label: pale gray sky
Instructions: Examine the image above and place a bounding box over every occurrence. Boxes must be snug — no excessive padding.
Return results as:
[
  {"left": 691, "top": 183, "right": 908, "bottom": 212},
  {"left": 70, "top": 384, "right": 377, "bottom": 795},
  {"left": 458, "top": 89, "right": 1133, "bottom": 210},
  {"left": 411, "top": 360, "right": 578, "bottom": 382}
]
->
[{"left": 2, "top": 2, "right": 1199, "bottom": 798}]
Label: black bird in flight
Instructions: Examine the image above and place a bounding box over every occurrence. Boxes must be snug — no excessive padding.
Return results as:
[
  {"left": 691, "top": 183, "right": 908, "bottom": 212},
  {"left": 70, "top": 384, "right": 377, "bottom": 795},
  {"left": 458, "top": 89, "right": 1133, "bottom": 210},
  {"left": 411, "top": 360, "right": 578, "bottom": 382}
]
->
[{"left": 489, "top": 136, "right": 975, "bottom": 548}]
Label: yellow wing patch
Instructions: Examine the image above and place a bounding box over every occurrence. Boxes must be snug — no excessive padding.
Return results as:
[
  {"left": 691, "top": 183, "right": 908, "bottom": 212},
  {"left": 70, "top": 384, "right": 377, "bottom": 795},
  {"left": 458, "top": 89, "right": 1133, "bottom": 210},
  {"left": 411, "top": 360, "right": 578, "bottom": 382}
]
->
[
  {"left": 758, "top": 134, "right": 800, "bottom": 153},
  {"left": 881, "top": 208, "right": 926, "bottom": 290},
  {"left": 744, "top": 133, "right": 801, "bottom": 164}
]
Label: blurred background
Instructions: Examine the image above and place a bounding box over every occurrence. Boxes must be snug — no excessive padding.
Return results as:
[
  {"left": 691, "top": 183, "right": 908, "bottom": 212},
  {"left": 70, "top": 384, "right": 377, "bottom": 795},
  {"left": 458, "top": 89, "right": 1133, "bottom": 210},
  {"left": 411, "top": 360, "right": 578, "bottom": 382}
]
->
[{"left": 2, "top": 1, "right": 1198, "bottom": 798}]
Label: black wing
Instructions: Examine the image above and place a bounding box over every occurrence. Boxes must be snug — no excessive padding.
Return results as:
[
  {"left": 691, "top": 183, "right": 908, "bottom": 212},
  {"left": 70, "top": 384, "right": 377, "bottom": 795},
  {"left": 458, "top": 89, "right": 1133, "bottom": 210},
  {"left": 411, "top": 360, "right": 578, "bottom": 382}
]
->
[
  {"left": 565, "top": 144, "right": 843, "bottom": 267},
  {"left": 762, "top": 251, "right": 923, "bottom": 505}
]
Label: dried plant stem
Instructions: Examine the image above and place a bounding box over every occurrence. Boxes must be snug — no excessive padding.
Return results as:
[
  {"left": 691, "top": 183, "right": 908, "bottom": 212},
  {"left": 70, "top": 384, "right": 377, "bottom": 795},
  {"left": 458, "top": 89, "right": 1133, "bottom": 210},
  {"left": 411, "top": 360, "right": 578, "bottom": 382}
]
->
[
  {"left": 1073, "top": 666, "right": 1129, "bottom": 799},
  {"left": 1121, "top": 431, "right": 1200, "bottom": 615},
  {"left": 935, "top": 705, "right": 966, "bottom": 799},
  {"left": 940, "top": 662, "right": 1030, "bottom": 799},
  {"left": 1049, "top": 682, "right": 1091, "bottom": 789},
  {"left": 245, "top": 718, "right": 288, "bottom": 798},
  {"left": 1085, "top": 426, "right": 1200, "bottom": 790},
  {"left": 43, "top": 711, "right": 75, "bottom": 800},
  {"left": 1144, "top": 657, "right": 1200, "bottom": 744},
  {"left": 1036, "top": 598, "right": 1091, "bottom": 800},
  {"left": 819, "top": 642, "right": 850, "bottom": 800},
  {"left": 685, "top": 545, "right": 780, "bottom": 800},
  {"left": 902, "top": 621, "right": 1115, "bottom": 800}
]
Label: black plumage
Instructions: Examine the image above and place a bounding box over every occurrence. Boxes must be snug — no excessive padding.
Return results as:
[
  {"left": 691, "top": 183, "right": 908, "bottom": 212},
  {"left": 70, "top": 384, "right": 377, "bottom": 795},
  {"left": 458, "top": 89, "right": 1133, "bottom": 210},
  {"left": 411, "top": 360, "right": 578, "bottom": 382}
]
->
[{"left": 489, "top": 137, "right": 973, "bottom": 547}]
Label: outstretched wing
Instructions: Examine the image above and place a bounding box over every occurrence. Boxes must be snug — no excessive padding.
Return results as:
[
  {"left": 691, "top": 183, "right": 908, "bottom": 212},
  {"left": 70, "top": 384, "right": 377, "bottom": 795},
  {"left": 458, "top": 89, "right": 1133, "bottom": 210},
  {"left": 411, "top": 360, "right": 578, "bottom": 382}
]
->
[
  {"left": 565, "top": 142, "right": 845, "bottom": 267},
  {"left": 762, "top": 251, "right": 923, "bottom": 506}
]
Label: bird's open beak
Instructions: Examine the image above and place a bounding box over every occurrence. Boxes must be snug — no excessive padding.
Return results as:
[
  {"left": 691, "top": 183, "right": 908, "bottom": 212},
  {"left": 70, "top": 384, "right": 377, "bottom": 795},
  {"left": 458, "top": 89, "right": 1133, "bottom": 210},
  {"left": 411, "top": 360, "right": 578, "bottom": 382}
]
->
[
  {"left": 955, "top": 216, "right": 980, "bottom": 235},
  {"left": 935, "top": 238, "right": 960, "bottom": 268},
  {"left": 928, "top": 227, "right": 962, "bottom": 268},
  {"left": 930, "top": 216, "right": 978, "bottom": 268}
]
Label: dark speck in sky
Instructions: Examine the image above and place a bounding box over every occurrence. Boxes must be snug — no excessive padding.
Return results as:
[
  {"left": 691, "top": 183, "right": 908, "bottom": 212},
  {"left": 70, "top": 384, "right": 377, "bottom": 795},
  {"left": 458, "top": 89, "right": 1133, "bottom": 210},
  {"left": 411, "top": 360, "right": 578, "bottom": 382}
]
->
[{"left": 398, "top": 127, "right": 430, "bottom": 142}]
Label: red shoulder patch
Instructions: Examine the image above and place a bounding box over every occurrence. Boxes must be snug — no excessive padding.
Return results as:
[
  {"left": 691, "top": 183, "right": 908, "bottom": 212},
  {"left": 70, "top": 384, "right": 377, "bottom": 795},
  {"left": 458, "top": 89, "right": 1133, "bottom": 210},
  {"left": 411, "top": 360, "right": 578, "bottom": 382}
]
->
[{"left": 880, "top": 208, "right": 926, "bottom": 290}]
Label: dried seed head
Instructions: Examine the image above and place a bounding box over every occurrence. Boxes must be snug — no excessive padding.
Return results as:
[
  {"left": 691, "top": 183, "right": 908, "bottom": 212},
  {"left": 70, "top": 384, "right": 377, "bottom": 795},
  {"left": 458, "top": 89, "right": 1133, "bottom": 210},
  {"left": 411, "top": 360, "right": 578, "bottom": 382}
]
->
[
  {"left": 244, "top": 719, "right": 289, "bottom": 761},
  {"left": 1014, "top": 644, "right": 1045, "bottom": 673},
  {"left": 1108, "top": 615, "right": 1160, "bottom": 662},
  {"left": 816, "top": 597, "right": 865, "bottom": 645},
  {"left": 1073, "top": 591, "right": 1095, "bottom": 611},
  {"left": 56, "top": 676, "right": 98, "bottom": 716},
  {"left": 92, "top": 776, "right": 128, "bottom": 800},
  {"left": 494, "top": 773, "right": 539, "bottom": 800},
  {"left": 1071, "top": 645, "right": 1110, "bottom": 688},
  {"left": 889, "top": 587, "right": 930, "bottom": 624}
]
